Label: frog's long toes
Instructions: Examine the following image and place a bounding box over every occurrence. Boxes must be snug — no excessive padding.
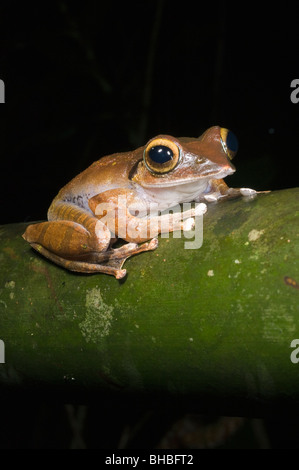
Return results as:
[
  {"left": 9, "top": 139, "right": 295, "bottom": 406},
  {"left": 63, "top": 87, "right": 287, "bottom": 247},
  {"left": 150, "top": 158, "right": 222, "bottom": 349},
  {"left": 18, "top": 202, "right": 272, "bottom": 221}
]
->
[
  {"left": 115, "top": 269, "right": 127, "bottom": 279},
  {"left": 240, "top": 187, "right": 257, "bottom": 197},
  {"left": 204, "top": 192, "right": 221, "bottom": 202},
  {"left": 194, "top": 202, "right": 207, "bottom": 216},
  {"left": 183, "top": 217, "right": 195, "bottom": 231},
  {"left": 148, "top": 238, "right": 158, "bottom": 250}
]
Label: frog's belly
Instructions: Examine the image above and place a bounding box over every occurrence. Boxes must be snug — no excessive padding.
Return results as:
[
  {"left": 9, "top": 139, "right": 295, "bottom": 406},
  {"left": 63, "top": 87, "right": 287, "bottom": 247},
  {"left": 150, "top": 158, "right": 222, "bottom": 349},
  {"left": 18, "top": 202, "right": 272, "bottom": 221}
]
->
[{"left": 59, "top": 184, "right": 121, "bottom": 213}]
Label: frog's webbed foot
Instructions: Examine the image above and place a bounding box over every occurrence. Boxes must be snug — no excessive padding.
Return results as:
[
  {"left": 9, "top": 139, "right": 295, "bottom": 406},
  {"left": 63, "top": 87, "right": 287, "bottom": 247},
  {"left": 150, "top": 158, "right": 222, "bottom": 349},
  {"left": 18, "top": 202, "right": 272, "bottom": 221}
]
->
[
  {"left": 30, "top": 238, "right": 158, "bottom": 280},
  {"left": 91, "top": 238, "right": 159, "bottom": 274},
  {"left": 109, "top": 238, "right": 159, "bottom": 260},
  {"left": 102, "top": 238, "right": 158, "bottom": 273}
]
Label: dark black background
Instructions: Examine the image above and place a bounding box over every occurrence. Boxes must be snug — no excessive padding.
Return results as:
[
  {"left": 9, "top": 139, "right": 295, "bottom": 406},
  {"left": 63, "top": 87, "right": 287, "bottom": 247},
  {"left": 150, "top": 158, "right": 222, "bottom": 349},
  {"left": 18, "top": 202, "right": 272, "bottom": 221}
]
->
[
  {"left": 0, "top": 0, "right": 299, "bottom": 449},
  {"left": 1, "top": 1, "right": 298, "bottom": 224}
]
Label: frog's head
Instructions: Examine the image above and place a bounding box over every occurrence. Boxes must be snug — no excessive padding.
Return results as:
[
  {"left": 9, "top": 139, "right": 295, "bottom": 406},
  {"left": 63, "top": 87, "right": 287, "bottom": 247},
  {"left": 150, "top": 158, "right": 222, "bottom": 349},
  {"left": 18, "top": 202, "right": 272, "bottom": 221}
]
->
[{"left": 132, "top": 126, "right": 237, "bottom": 189}]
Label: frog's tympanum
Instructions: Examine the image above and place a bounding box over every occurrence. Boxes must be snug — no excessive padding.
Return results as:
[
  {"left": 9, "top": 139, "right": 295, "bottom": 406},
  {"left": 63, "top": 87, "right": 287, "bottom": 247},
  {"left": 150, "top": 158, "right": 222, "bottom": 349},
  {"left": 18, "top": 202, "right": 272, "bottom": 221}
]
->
[{"left": 23, "top": 126, "right": 256, "bottom": 279}]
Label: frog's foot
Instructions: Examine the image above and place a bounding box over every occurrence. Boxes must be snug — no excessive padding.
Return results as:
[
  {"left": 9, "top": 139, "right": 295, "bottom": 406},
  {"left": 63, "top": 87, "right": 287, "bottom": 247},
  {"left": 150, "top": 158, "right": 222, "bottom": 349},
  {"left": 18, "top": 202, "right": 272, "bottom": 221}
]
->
[
  {"left": 176, "top": 203, "right": 207, "bottom": 232},
  {"left": 201, "top": 179, "right": 270, "bottom": 203},
  {"left": 30, "top": 242, "right": 127, "bottom": 279},
  {"left": 241, "top": 188, "right": 271, "bottom": 196},
  {"left": 107, "top": 238, "right": 158, "bottom": 274},
  {"left": 239, "top": 188, "right": 257, "bottom": 197},
  {"left": 155, "top": 202, "right": 207, "bottom": 234},
  {"left": 227, "top": 188, "right": 270, "bottom": 199},
  {"left": 204, "top": 187, "right": 258, "bottom": 202},
  {"left": 177, "top": 202, "right": 207, "bottom": 220},
  {"left": 92, "top": 238, "right": 159, "bottom": 271},
  {"left": 182, "top": 217, "right": 196, "bottom": 231},
  {"left": 29, "top": 239, "right": 158, "bottom": 279},
  {"left": 110, "top": 238, "right": 159, "bottom": 260}
]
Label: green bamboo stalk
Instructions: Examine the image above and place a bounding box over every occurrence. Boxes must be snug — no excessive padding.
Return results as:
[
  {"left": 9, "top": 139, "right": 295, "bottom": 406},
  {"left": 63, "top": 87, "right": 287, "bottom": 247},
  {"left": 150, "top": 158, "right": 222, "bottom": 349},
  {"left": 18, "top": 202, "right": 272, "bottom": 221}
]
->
[{"left": 0, "top": 188, "right": 298, "bottom": 415}]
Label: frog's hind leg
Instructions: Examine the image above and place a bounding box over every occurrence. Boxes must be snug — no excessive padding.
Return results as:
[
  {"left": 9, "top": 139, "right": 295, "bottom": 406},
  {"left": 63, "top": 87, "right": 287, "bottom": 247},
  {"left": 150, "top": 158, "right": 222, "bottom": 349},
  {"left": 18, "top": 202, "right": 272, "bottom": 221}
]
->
[
  {"left": 23, "top": 218, "right": 111, "bottom": 258},
  {"left": 29, "top": 242, "right": 127, "bottom": 279},
  {"left": 24, "top": 218, "right": 158, "bottom": 279},
  {"left": 29, "top": 238, "right": 158, "bottom": 279},
  {"left": 22, "top": 218, "right": 122, "bottom": 277}
]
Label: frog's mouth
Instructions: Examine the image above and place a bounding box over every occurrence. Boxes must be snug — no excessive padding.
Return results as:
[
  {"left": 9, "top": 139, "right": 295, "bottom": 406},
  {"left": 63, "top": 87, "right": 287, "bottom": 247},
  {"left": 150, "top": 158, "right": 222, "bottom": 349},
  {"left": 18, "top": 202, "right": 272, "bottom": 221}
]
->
[
  {"left": 131, "top": 165, "right": 235, "bottom": 212},
  {"left": 138, "top": 165, "right": 235, "bottom": 189}
]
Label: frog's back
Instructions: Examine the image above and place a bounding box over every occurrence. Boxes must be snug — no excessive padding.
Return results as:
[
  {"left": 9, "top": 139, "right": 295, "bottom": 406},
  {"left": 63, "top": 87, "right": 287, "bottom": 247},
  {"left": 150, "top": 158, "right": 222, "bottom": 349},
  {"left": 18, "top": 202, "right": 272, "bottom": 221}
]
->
[{"left": 52, "top": 150, "right": 143, "bottom": 210}]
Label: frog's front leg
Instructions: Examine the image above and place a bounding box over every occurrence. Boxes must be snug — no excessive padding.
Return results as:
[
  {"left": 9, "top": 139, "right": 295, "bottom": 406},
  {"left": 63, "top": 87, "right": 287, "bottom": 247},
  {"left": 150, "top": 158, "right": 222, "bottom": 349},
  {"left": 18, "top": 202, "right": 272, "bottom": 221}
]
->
[
  {"left": 22, "top": 202, "right": 156, "bottom": 279},
  {"left": 202, "top": 179, "right": 258, "bottom": 202},
  {"left": 89, "top": 189, "right": 207, "bottom": 244}
]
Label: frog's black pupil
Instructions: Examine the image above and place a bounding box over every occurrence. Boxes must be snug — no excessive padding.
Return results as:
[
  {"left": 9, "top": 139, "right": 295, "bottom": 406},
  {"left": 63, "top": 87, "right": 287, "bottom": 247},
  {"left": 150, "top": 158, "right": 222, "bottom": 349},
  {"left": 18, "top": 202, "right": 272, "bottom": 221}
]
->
[
  {"left": 226, "top": 131, "right": 238, "bottom": 153},
  {"left": 149, "top": 145, "right": 173, "bottom": 164}
]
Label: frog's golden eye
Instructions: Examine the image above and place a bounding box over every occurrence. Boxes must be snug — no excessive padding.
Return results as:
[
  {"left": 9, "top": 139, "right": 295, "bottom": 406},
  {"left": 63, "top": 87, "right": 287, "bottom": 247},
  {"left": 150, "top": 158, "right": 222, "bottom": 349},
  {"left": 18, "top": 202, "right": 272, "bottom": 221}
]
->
[
  {"left": 143, "top": 138, "right": 181, "bottom": 174},
  {"left": 220, "top": 128, "right": 239, "bottom": 160},
  {"left": 143, "top": 138, "right": 181, "bottom": 175}
]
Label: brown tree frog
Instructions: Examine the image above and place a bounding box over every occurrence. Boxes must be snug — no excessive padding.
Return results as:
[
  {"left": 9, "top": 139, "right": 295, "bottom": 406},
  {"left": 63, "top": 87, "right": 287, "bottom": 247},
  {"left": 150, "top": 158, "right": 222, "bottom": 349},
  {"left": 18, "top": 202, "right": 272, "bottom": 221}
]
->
[{"left": 23, "top": 126, "right": 256, "bottom": 279}]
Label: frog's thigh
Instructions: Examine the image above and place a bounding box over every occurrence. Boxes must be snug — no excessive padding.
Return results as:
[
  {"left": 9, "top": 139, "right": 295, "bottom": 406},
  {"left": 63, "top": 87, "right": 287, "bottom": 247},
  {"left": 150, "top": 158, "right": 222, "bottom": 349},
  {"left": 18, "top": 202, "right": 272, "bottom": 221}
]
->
[
  {"left": 23, "top": 220, "right": 126, "bottom": 277},
  {"left": 23, "top": 219, "right": 111, "bottom": 258}
]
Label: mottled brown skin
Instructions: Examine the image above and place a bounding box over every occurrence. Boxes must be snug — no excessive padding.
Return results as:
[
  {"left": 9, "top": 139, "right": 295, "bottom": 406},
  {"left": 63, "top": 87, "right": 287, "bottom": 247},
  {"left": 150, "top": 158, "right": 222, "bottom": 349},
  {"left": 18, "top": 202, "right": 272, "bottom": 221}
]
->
[{"left": 23, "top": 126, "right": 255, "bottom": 279}]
